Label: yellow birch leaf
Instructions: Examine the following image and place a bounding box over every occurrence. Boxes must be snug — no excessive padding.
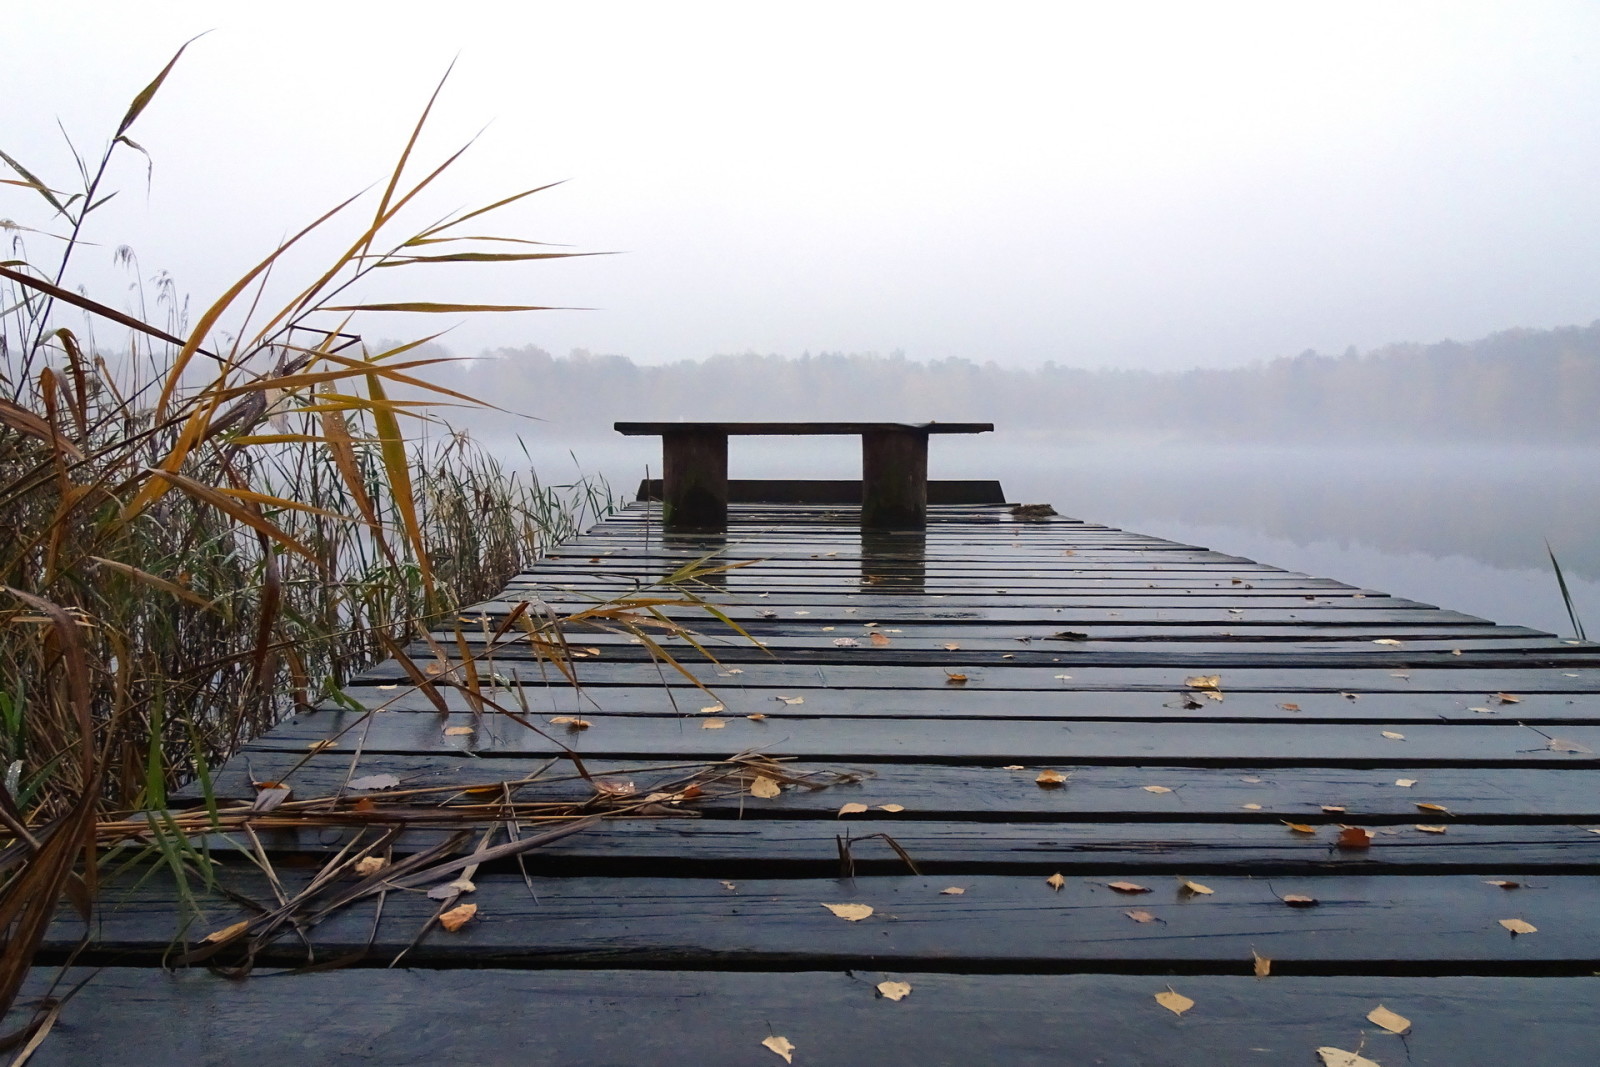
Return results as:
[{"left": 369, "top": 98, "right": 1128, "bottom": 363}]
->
[
  {"left": 1381, "top": 730, "right": 1406, "bottom": 741},
  {"left": 878, "top": 804, "right": 906, "bottom": 812},
  {"left": 778, "top": 696, "right": 804, "bottom": 705},
  {"left": 203, "top": 920, "right": 250, "bottom": 944},
  {"left": 1317, "top": 1049, "right": 1384, "bottom": 1067},
  {"left": 443, "top": 726, "right": 475, "bottom": 736},
  {"left": 306, "top": 740, "right": 336, "bottom": 752},
  {"left": 700, "top": 704, "right": 725, "bottom": 714},
  {"left": 438, "top": 903, "right": 477, "bottom": 931},
  {"left": 1395, "top": 778, "right": 1417, "bottom": 787},
  {"left": 942, "top": 643, "right": 961, "bottom": 651},
  {"left": 1046, "top": 872, "right": 1066, "bottom": 891},
  {"left": 1242, "top": 803, "right": 1263, "bottom": 810},
  {"left": 750, "top": 776, "right": 782, "bottom": 798},
  {"left": 354, "top": 857, "right": 386, "bottom": 876},
  {"left": 940, "top": 886, "right": 965, "bottom": 895},
  {"left": 1493, "top": 692, "right": 1521, "bottom": 703},
  {"left": 1252, "top": 950, "right": 1271, "bottom": 977},
  {"left": 1185, "top": 675, "right": 1221, "bottom": 690},
  {"left": 1154, "top": 989, "right": 1194, "bottom": 1015},
  {"left": 1002, "top": 765, "right": 1025, "bottom": 770},
  {"left": 1373, "top": 638, "right": 1403, "bottom": 646},
  {"left": 762, "top": 1035, "right": 796, "bottom": 1063},
  {"left": 945, "top": 672, "right": 968, "bottom": 685},
  {"left": 1415, "top": 824, "right": 1447, "bottom": 834},
  {"left": 837, "top": 802, "right": 869, "bottom": 816},
  {"left": 877, "top": 980, "right": 912, "bottom": 1001},
  {"left": 821, "top": 902, "right": 873, "bottom": 921},
  {"left": 1107, "top": 881, "right": 1151, "bottom": 894},
  {"left": 1416, "top": 802, "right": 1451, "bottom": 814},
  {"left": 701, "top": 718, "right": 727, "bottom": 730},
  {"left": 1036, "top": 768, "right": 1067, "bottom": 788},
  {"left": 1367, "top": 1004, "right": 1412, "bottom": 1034},
  {"left": 747, "top": 712, "right": 768, "bottom": 721},
  {"left": 1125, "top": 909, "right": 1158, "bottom": 923},
  {"left": 1143, "top": 785, "right": 1174, "bottom": 794},
  {"left": 1283, "top": 821, "right": 1317, "bottom": 834},
  {"left": 1499, "top": 918, "right": 1537, "bottom": 934},
  {"left": 1179, "top": 880, "right": 1215, "bottom": 896}
]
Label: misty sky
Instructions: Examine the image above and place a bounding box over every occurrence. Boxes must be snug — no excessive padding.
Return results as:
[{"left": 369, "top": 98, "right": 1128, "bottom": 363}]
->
[{"left": 8, "top": 2, "right": 1600, "bottom": 370}]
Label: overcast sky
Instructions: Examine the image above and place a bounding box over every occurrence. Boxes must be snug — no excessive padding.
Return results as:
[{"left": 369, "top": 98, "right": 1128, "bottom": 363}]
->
[{"left": 8, "top": 2, "right": 1600, "bottom": 370}]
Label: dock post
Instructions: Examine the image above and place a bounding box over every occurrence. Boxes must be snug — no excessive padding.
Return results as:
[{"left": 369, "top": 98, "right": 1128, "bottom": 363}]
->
[
  {"left": 660, "top": 429, "right": 729, "bottom": 531},
  {"left": 861, "top": 428, "right": 929, "bottom": 529}
]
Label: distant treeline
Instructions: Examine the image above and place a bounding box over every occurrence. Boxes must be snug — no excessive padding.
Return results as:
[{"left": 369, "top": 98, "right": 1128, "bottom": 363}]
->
[{"left": 450, "top": 321, "right": 1600, "bottom": 442}]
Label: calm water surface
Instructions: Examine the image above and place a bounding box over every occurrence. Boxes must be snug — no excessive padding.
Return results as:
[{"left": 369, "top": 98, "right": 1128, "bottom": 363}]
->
[{"left": 486, "top": 430, "right": 1599, "bottom": 639}]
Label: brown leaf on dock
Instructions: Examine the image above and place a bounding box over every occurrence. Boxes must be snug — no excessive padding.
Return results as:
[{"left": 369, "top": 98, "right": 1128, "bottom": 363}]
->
[
  {"left": 1106, "top": 881, "right": 1151, "bottom": 894},
  {"left": 1282, "top": 894, "right": 1319, "bottom": 907},
  {"left": 1283, "top": 822, "right": 1317, "bottom": 834},
  {"left": 1035, "top": 769, "right": 1067, "bottom": 788},
  {"left": 821, "top": 902, "right": 873, "bottom": 921},
  {"left": 1498, "top": 918, "right": 1537, "bottom": 934},
  {"left": 877, "top": 981, "right": 912, "bottom": 1001},
  {"left": 1367, "top": 1004, "right": 1412, "bottom": 1034},
  {"left": 837, "top": 803, "right": 869, "bottom": 816},
  {"left": 1179, "top": 880, "right": 1215, "bottom": 896},
  {"left": 1046, "top": 873, "right": 1066, "bottom": 891},
  {"left": 869, "top": 631, "right": 891, "bottom": 647},
  {"left": 1154, "top": 988, "right": 1194, "bottom": 1015},
  {"left": 750, "top": 776, "right": 783, "bottom": 798},
  {"left": 1125, "top": 909, "right": 1159, "bottom": 923},
  {"left": 1184, "top": 674, "right": 1221, "bottom": 690},
  {"left": 438, "top": 903, "right": 477, "bottom": 931},
  {"left": 1337, "top": 827, "right": 1373, "bottom": 849},
  {"left": 1252, "top": 950, "right": 1272, "bottom": 977},
  {"left": 762, "top": 1035, "right": 796, "bottom": 1063},
  {"left": 945, "top": 672, "right": 969, "bottom": 685}
]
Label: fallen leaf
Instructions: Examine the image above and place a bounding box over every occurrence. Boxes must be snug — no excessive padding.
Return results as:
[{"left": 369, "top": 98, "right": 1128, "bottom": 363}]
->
[
  {"left": 348, "top": 774, "right": 401, "bottom": 791},
  {"left": 1282, "top": 894, "right": 1319, "bottom": 907},
  {"left": 1200, "top": 690, "right": 1224, "bottom": 702},
  {"left": 750, "top": 776, "right": 782, "bottom": 798},
  {"left": 1381, "top": 730, "right": 1406, "bottom": 741},
  {"left": 1035, "top": 768, "right": 1068, "bottom": 788},
  {"left": 1052, "top": 673, "right": 1073, "bottom": 680},
  {"left": 1242, "top": 803, "right": 1263, "bottom": 811},
  {"left": 877, "top": 980, "right": 912, "bottom": 1001},
  {"left": 1547, "top": 737, "right": 1594, "bottom": 754},
  {"left": 1179, "top": 879, "right": 1215, "bottom": 896},
  {"left": 832, "top": 637, "right": 860, "bottom": 647},
  {"left": 1283, "top": 821, "right": 1317, "bottom": 834},
  {"left": 1485, "top": 879, "right": 1521, "bottom": 889},
  {"left": 1278, "top": 702, "right": 1302, "bottom": 711},
  {"left": 1185, "top": 675, "right": 1221, "bottom": 690},
  {"left": 838, "top": 802, "right": 869, "bottom": 816},
  {"left": 593, "top": 778, "right": 636, "bottom": 797},
  {"left": 701, "top": 718, "right": 727, "bottom": 729},
  {"left": 548, "top": 716, "right": 591, "bottom": 729},
  {"left": 1142, "top": 785, "right": 1174, "bottom": 794},
  {"left": 354, "top": 856, "right": 387, "bottom": 876},
  {"left": 878, "top": 804, "right": 906, "bottom": 812},
  {"left": 1416, "top": 802, "right": 1451, "bottom": 814},
  {"left": 821, "top": 626, "right": 836, "bottom": 632},
  {"left": 721, "top": 667, "right": 745, "bottom": 675},
  {"left": 1342, "top": 691, "right": 1361, "bottom": 700},
  {"left": 1252, "top": 950, "right": 1271, "bottom": 977},
  {"left": 869, "top": 632, "right": 892, "bottom": 647},
  {"left": 940, "top": 886, "right": 966, "bottom": 895},
  {"left": 942, "top": 643, "right": 961, "bottom": 651},
  {"left": 1395, "top": 778, "right": 1417, "bottom": 788},
  {"left": 443, "top": 725, "right": 476, "bottom": 736},
  {"left": 700, "top": 704, "right": 725, "bottom": 714},
  {"left": 1415, "top": 824, "right": 1447, "bottom": 834},
  {"left": 1048, "top": 631, "right": 1089, "bottom": 641},
  {"left": 945, "top": 673, "right": 969, "bottom": 685},
  {"left": 251, "top": 784, "right": 292, "bottom": 813},
  {"left": 1125, "top": 909, "right": 1159, "bottom": 923},
  {"left": 1499, "top": 918, "right": 1537, "bottom": 934},
  {"left": 1373, "top": 638, "right": 1403, "bottom": 646},
  {"left": 758, "top": 609, "right": 777, "bottom": 618},
  {"left": 1321, "top": 805, "right": 1346, "bottom": 814},
  {"left": 721, "top": 881, "right": 737, "bottom": 890},
  {"left": 1337, "top": 827, "right": 1374, "bottom": 850},
  {"left": 1493, "top": 692, "right": 1521, "bottom": 704},
  {"left": 1002, "top": 765, "right": 1025, "bottom": 770},
  {"left": 203, "top": 920, "right": 250, "bottom": 944},
  {"left": 1468, "top": 706, "right": 1495, "bottom": 714},
  {"left": 1317, "top": 1049, "right": 1383, "bottom": 1067},
  {"left": 428, "top": 877, "right": 477, "bottom": 899},
  {"left": 821, "top": 902, "right": 873, "bottom": 921},
  {"left": 793, "top": 610, "right": 810, "bottom": 616},
  {"left": 1367, "top": 1004, "right": 1412, "bottom": 1034},
  {"left": 1046, "top": 872, "right": 1066, "bottom": 891},
  {"left": 306, "top": 740, "right": 337, "bottom": 753},
  {"left": 377, "top": 684, "right": 398, "bottom": 691},
  {"left": 778, "top": 696, "right": 804, "bottom": 705},
  {"left": 1106, "top": 881, "right": 1151, "bottom": 894},
  {"left": 762, "top": 1035, "right": 796, "bottom": 1063},
  {"left": 1154, "top": 989, "right": 1194, "bottom": 1016},
  {"left": 438, "top": 903, "right": 478, "bottom": 931}
]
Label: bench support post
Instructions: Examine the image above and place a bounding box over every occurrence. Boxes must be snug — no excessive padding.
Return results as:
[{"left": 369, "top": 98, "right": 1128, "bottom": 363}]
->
[
  {"left": 861, "top": 428, "right": 929, "bottom": 530},
  {"left": 661, "top": 431, "right": 729, "bottom": 531}
]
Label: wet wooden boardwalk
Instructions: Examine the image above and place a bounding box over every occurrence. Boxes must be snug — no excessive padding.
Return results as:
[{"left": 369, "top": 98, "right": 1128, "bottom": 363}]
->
[{"left": 33, "top": 501, "right": 1600, "bottom": 1064}]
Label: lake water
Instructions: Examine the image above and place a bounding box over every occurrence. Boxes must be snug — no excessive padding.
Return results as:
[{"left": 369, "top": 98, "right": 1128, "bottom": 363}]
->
[{"left": 484, "top": 428, "right": 1599, "bottom": 639}]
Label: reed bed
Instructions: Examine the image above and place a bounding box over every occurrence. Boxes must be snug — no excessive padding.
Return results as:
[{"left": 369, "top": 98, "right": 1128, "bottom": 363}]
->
[{"left": 0, "top": 44, "right": 612, "bottom": 1025}]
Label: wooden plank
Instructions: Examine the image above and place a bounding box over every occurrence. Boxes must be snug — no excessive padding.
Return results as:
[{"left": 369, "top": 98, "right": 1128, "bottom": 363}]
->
[
  {"left": 23, "top": 969, "right": 1596, "bottom": 1066},
  {"left": 191, "top": 755, "right": 1600, "bottom": 820},
  {"left": 317, "top": 683, "right": 1600, "bottom": 722},
  {"left": 60, "top": 873, "right": 1600, "bottom": 966},
  {"left": 252, "top": 712, "right": 1600, "bottom": 765}
]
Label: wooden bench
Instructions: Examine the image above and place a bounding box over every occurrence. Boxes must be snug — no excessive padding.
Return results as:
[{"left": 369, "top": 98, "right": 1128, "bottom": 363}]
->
[{"left": 613, "top": 421, "right": 993, "bottom": 530}]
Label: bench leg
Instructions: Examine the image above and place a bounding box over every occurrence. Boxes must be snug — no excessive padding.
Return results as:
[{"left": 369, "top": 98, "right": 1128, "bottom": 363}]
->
[
  {"left": 861, "top": 429, "right": 928, "bottom": 530},
  {"left": 661, "top": 431, "right": 728, "bottom": 531}
]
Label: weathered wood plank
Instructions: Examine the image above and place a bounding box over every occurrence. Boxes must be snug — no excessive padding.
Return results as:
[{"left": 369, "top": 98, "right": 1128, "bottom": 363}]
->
[
  {"left": 14, "top": 969, "right": 1597, "bottom": 1066},
  {"left": 253, "top": 711, "right": 1600, "bottom": 765},
  {"left": 61, "top": 873, "right": 1600, "bottom": 966}
]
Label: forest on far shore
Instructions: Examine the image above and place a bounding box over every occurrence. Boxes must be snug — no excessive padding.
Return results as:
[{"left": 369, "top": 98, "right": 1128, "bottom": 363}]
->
[{"left": 444, "top": 321, "right": 1600, "bottom": 443}]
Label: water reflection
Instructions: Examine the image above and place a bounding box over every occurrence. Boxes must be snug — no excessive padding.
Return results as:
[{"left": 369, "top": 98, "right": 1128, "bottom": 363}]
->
[{"left": 860, "top": 531, "right": 926, "bottom": 594}]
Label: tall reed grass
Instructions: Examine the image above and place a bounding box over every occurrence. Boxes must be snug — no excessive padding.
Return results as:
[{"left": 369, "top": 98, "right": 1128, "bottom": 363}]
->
[{"left": 0, "top": 43, "right": 603, "bottom": 1020}]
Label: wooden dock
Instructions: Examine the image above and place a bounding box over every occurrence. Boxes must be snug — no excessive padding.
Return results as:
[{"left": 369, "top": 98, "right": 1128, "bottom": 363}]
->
[{"left": 28, "top": 497, "right": 1600, "bottom": 1064}]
